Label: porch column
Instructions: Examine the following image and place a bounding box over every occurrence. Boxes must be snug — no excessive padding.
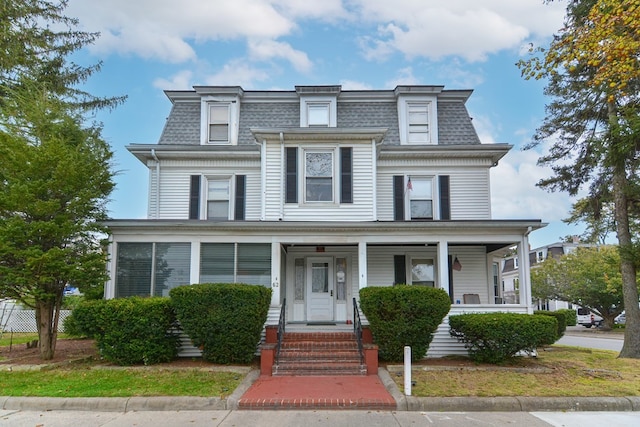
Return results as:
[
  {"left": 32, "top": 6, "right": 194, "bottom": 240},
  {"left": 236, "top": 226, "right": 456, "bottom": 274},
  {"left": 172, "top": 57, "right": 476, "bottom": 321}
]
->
[
  {"left": 189, "top": 240, "right": 200, "bottom": 285},
  {"left": 518, "top": 236, "right": 533, "bottom": 313},
  {"left": 270, "top": 242, "right": 281, "bottom": 305},
  {"left": 437, "top": 240, "right": 450, "bottom": 297},
  {"left": 358, "top": 241, "right": 368, "bottom": 289}
]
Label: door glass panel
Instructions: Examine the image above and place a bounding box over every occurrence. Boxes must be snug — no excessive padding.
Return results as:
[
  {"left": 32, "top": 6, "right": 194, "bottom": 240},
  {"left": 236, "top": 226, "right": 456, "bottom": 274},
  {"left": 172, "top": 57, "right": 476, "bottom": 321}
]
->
[{"left": 311, "top": 262, "right": 329, "bottom": 293}]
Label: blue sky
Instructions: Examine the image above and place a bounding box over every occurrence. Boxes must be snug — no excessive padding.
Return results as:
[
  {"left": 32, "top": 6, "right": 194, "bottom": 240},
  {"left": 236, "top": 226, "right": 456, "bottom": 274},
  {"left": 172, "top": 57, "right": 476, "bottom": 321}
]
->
[{"left": 66, "top": 0, "right": 584, "bottom": 249}]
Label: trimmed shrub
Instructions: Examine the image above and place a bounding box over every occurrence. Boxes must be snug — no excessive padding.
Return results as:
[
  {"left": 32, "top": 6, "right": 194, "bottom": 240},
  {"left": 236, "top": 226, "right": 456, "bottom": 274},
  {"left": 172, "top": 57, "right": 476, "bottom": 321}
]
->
[
  {"left": 449, "top": 313, "right": 557, "bottom": 364},
  {"left": 170, "top": 283, "right": 271, "bottom": 364},
  {"left": 534, "top": 310, "right": 567, "bottom": 338},
  {"left": 359, "top": 285, "right": 451, "bottom": 362},
  {"left": 66, "top": 297, "right": 179, "bottom": 365},
  {"left": 557, "top": 308, "right": 577, "bottom": 326}
]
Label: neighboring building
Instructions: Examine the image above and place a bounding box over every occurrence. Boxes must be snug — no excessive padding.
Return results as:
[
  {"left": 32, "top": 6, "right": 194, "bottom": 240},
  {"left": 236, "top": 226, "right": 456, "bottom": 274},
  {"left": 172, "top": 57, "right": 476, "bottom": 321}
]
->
[
  {"left": 104, "top": 85, "right": 545, "bottom": 356},
  {"left": 501, "top": 240, "right": 589, "bottom": 310}
]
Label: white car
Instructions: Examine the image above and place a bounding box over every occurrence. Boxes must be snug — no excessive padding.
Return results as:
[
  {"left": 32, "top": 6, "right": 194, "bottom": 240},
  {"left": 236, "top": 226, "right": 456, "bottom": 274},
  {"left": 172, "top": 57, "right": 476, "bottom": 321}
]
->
[{"left": 615, "top": 312, "right": 626, "bottom": 325}]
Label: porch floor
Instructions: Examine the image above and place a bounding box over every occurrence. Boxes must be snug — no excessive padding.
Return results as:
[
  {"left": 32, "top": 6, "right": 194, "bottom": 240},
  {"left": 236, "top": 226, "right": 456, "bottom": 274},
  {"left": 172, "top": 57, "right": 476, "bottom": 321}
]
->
[{"left": 237, "top": 374, "right": 396, "bottom": 410}]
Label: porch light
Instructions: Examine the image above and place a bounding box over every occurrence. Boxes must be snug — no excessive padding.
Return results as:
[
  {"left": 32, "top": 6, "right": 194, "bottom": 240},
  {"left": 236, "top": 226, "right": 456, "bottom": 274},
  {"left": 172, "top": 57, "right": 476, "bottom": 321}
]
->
[{"left": 452, "top": 256, "right": 462, "bottom": 271}]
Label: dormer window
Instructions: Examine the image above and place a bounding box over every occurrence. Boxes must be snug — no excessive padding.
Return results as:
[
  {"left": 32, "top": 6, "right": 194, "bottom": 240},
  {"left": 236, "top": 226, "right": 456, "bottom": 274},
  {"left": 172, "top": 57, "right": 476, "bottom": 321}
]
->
[
  {"left": 307, "top": 103, "right": 330, "bottom": 127},
  {"left": 407, "top": 103, "right": 430, "bottom": 143},
  {"left": 296, "top": 86, "right": 340, "bottom": 128},
  {"left": 208, "top": 104, "right": 230, "bottom": 142},
  {"left": 395, "top": 87, "right": 438, "bottom": 145},
  {"left": 200, "top": 96, "right": 240, "bottom": 145}
]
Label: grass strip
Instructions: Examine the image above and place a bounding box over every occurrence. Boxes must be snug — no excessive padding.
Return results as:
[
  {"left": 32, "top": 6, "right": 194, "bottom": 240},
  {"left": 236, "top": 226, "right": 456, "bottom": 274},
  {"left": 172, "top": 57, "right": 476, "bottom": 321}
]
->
[
  {"left": 0, "top": 367, "right": 244, "bottom": 398},
  {"left": 392, "top": 346, "right": 640, "bottom": 397}
]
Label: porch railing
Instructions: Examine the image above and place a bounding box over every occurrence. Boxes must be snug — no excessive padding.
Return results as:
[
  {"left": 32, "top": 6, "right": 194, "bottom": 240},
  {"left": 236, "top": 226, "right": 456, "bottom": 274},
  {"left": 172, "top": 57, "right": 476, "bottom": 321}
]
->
[
  {"left": 275, "top": 298, "right": 286, "bottom": 366},
  {"left": 352, "top": 297, "right": 365, "bottom": 364}
]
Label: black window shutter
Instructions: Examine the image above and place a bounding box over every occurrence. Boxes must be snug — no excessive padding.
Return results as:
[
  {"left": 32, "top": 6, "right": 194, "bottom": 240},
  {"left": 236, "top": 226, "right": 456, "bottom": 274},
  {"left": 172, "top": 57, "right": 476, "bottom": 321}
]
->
[
  {"left": 340, "top": 147, "right": 353, "bottom": 203},
  {"left": 439, "top": 175, "right": 451, "bottom": 220},
  {"left": 189, "top": 175, "right": 201, "bottom": 220},
  {"left": 234, "top": 175, "right": 246, "bottom": 220},
  {"left": 394, "top": 255, "right": 406, "bottom": 285},
  {"left": 285, "top": 147, "right": 298, "bottom": 203},
  {"left": 393, "top": 175, "right": 405, "bottom": 220}
]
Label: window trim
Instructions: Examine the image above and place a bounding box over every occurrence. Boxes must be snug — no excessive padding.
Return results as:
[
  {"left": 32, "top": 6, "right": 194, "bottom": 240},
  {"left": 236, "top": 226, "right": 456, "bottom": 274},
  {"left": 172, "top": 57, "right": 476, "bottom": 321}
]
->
[
  {"left": 205, "top": 176, "right": 233, "bottom": 221},
  {"left": 303, "top": 148, "right": 338, "bottom": 204},
  {"left": 397, "top": 96, "right": 438, "bottom": 145},
  {"left": 300, "top": 96, "right": 337, "bottom": 127},
  {"left": 200, "top": 96, "right": 240, "bottom": 145},
  {"left": 409, "top": 256, "right": 436, "bottom": 287},
  {"left": 406, "top": 176, "right": 435, "bottom": 220}
]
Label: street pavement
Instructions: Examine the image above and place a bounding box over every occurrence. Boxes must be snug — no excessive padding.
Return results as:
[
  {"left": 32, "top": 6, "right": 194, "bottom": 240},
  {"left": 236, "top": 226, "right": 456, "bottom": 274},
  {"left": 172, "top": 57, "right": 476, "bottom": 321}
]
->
[{"left": 2, "top": 409, "right": 640, "bottom": 426}]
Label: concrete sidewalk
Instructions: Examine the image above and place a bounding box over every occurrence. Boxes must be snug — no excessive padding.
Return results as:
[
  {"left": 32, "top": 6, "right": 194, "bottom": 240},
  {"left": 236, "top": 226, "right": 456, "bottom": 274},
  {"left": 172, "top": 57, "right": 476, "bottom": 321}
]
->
[{"left": 2, "top": 368, "right": 640, "bottom": 413}]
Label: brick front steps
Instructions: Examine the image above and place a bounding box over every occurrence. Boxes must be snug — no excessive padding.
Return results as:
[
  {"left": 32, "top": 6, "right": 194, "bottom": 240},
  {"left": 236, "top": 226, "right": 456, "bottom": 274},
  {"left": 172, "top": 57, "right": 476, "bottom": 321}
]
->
[
  {"left": 260, "top": 327, "right": 379, "bottom": 377},
  {"left": 274, "top": 332, "right": 366, "bottom": 376}
]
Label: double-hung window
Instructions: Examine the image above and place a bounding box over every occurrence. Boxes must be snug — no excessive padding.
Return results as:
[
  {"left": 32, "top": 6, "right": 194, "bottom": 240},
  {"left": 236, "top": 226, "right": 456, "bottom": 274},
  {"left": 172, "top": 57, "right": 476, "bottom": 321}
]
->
[
  {"left": 305, "top": 151, "right": 334, "bottom": 202},
  {"left": 410, "top": 258, "right": 435, "bottom": 287},
  {"left": 207, "top": 178, "right": 230, "bottom": 220},
  {"left": 208, "top": 103, "right": 230, "bottom": 143},
  {"left": 407, "top": 103, "right": 430, "bottom": 143},
  {"left": 409, "top": 177, "right": 433, "bottom": 220},
  {"left": 307, "top": 103, "right": 330, "bottom": 127}
]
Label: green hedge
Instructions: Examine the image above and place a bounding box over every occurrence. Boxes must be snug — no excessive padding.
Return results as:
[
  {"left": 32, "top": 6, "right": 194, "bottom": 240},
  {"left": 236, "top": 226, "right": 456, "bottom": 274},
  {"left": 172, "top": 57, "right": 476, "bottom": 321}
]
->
[
  {"left": 449, "top": 313, "right": 557, "bottom": 364},
  {"left": 534, "top": 310, "right": 567, "bottom": 338},
  {"left": 66, "top": 297, "right": 179, "bottom": 365},
  {"left": 557, "top": 308, "right": 577, "bottom": 326},
  {"left": 359, "top": 285, "right": 451, "bottom": 362},
  {"left": 170, "top": 283, "right": 271, "bottom": 364}
]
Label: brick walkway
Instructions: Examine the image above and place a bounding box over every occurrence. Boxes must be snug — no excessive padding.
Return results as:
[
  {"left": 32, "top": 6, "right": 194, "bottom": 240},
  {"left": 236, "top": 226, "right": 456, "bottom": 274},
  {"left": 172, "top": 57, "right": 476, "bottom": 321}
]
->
[{"left": 237, "top": 375, "right": 396, "bottom": 410}]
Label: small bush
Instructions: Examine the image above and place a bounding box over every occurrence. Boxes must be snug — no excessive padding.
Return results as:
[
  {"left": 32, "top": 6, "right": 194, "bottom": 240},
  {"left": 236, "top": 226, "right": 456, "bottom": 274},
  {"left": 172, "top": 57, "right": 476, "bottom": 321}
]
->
[
  {"left": 449, "top": 313, "right": 557, "bottom": 364},
  {"left": 66, "top": 297, "right": 179, "bottom": 365},
  {"left": 534, "top": 310, "right": 567, "bottom": 338},
  {"left": 557, "top": 308, "right": 577, "bottom": 326},
  {"left": 170, "top": 283, "right": 271, "bottom": 364},
  {"left": 359, "top": 285, "right": 451, "bottom": 362}
]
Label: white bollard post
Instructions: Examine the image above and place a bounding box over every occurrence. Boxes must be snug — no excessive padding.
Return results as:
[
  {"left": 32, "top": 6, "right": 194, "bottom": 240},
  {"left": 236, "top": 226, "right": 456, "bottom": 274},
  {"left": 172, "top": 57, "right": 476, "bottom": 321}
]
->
[{"left": 404, "top": 345, "right": 412, "bottom": 396}]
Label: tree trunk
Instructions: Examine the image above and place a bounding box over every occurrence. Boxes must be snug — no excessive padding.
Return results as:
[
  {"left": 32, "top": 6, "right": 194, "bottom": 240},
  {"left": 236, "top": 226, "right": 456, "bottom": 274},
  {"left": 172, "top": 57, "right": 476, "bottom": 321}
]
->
[
  {"left": 35, "top": 296, "right": 60, "bottom": 361},
  {"left": 612, "top": 158, "right": 640, "bottom": 358},
  {"left": 607, "top": 100, "right": 640, "bottom": 358}
]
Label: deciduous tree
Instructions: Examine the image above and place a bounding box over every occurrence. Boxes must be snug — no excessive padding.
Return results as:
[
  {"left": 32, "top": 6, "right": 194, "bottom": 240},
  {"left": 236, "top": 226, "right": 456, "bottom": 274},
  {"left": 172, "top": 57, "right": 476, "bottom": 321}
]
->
[{"left": 520, "top": 0, "right": 640, "bottom": 357}]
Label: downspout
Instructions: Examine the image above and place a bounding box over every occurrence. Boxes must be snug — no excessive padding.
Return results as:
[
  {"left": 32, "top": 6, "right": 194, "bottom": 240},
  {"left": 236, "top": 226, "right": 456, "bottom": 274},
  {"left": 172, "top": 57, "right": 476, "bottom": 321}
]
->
[
  {"left": 254, "top": 138, "right": 267, "bottom": 221},
  {"left": 151, "top": 149, "right": 160, "bottom": 219},
  {"left": 280, "top": 132, "right": 285, "bottom": 220}
]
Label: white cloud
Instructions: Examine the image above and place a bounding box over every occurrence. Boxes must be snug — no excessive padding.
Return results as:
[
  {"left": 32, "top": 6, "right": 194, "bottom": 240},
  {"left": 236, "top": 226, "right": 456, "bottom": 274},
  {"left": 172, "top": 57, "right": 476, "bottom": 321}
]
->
[
  {"left": 490, "top": 145, "right": 577, "bottom": 223},
  {"left": 204, "top": 60, "right": 271, "bottom": 87},
  {"left": 352, "top": 0, "right": 565, "bottom": 62},
  {"left": 339, "top": 80, "right": 374, "bottom": 90},
  {"left": 153, "top": 70, "right": 194, "bottom": 90},
  {"left": 248, "top": 39, "right": 313, "bottom": 73},
  {"left": 385, "top": 67, "right": 420, "bottom": 87}
]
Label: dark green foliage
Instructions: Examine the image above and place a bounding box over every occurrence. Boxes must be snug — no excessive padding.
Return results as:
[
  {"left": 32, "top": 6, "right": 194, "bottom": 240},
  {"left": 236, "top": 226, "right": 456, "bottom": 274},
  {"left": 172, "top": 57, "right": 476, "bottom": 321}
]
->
[
  {"left": 534, "top": 310, "right": 567, "bottom": 339},
  {"left": 170, "top": 283, "right": 271, "bottom": 364},
  {"left": 359, "top": 286, "right": 451, "bottom": 362},
  {"left": 65, "top": 297, "right": 179, "bottom": 365},
  {"left": 557, "top": 308, "right": 577, "bottom": 326},
  {"left": 449, "top": 313, "right": 558, "bottom": 364}
]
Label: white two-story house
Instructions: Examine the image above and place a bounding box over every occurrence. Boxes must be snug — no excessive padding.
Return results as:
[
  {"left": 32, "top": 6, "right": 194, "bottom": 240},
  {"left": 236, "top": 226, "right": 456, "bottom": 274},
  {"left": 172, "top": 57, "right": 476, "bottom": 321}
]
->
[{"left": 105, "top": 85, "right": 545, "bottom": 356}]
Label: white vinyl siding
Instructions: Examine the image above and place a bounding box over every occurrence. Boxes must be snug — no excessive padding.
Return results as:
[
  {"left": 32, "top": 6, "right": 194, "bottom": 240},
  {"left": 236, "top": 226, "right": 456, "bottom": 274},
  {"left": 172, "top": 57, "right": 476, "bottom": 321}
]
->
[
  {"left": 449, "top": 246, "right": 489, "bottom": 303},
  {"left": 283, "top": 144, "right": 374, "bottom": 221},
  {"left": 264, "top": 143, "right": 284, "bottom": 220},
  {"left": 377, "top": 160, "right": 491, "bottom": 221},
  {"left": 148, "top": 160, "right": 260, "bottom": 220}
]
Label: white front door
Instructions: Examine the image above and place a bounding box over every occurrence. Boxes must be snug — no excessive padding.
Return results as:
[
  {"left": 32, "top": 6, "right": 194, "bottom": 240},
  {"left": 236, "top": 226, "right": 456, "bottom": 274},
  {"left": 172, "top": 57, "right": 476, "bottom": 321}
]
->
[{"left": 306, "top": 257, "right": 334, "bottom": 321}]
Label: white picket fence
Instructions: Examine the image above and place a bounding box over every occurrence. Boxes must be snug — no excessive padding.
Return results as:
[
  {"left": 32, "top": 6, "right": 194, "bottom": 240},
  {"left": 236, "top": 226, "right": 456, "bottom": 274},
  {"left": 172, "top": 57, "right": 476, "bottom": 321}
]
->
[{"left": 1, "top": 300, "right": 72, "bottom": 333}]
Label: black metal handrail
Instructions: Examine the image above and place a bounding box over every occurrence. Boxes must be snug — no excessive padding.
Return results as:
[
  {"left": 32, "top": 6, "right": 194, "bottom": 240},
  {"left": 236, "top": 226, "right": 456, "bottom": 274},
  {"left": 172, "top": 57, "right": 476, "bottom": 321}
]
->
[
  {"left": 275, "top": 298, "right": 286, "bottom": 365},
  {"left": 352, "top": 297, "right": 365, "bottom": 364}
]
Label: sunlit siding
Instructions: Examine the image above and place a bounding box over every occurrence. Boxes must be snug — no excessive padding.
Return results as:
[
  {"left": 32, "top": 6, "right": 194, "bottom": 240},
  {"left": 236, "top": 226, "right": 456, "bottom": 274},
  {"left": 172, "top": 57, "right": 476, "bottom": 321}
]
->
[
  {"left": 282, "top": 143, "right": 374, "bottom": 221},
  {"left": 263, "top": 143, "right": 283, "bottom": 220},
  {"left": 449, "top": 246, "right": 489, "bottom": 303},
  {"left": 154, "top": 160, "right": 261, "bottom": 219},
  {"left": 376, "top": 158, "right": 491, "bottom": 220}
]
